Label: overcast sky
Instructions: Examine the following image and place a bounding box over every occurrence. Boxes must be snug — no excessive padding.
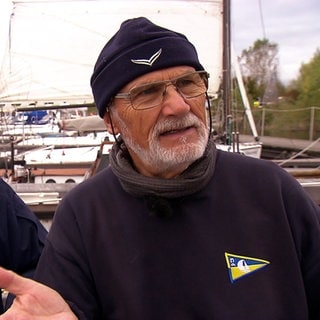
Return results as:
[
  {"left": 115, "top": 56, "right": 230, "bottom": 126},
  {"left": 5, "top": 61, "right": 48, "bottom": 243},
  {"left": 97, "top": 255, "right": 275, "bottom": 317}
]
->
[
  {"left": 232, "top": 0, "right": 320, "bottom": 83},
  {"left": 0, "top": 0, "right": 319, "bottom": 85}
]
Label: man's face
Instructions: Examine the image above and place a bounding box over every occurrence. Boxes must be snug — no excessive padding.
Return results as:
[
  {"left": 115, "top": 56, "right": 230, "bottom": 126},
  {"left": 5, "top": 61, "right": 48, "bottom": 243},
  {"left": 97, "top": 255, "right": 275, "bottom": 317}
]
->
[{"left": 105, "top": 66, "right": 209, "bottom": 178}]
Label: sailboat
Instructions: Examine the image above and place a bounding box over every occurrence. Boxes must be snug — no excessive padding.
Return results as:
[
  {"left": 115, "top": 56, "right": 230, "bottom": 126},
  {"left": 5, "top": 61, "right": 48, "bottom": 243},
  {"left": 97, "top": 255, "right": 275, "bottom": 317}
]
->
[
  {"left": 0, "top": 0, "right": 222, "bottom": 180},
  {"left": 0, "top": 0, "right": 261, "bottom": 185},
  {"left": 214, "top": 0, "right": 262, "bottom": 158}
]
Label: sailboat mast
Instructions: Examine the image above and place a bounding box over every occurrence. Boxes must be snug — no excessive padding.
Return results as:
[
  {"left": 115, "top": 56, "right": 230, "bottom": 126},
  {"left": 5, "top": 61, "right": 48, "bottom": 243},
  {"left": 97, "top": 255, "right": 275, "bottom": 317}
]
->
[{"left": 222, "top": 0, "right": 232, "bottom": 144}]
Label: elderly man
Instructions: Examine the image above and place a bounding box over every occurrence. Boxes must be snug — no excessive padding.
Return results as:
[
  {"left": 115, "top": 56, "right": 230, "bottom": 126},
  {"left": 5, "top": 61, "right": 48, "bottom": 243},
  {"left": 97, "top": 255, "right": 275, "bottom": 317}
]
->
[{"left": 0, "top": 17, "right": 320, "bottom": 320}]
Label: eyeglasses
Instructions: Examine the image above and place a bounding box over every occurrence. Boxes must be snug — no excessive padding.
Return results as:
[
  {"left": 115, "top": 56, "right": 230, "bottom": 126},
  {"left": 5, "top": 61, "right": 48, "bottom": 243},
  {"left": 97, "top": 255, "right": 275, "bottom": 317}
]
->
[{"left": 113, "top": 70, "right": 209, "bottom": 110}]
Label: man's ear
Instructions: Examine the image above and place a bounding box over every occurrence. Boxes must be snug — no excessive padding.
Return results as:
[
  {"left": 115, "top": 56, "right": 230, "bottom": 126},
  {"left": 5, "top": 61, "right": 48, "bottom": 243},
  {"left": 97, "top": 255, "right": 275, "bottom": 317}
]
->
[{"left": 103, "top": 109, "right": 119, "bottom": 135}]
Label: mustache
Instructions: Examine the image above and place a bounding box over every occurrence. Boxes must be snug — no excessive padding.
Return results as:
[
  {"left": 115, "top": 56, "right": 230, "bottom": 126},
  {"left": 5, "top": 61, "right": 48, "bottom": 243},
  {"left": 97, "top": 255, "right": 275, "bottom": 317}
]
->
[{"left": 152, "top": 114, "right": 202, "bottom": 136}]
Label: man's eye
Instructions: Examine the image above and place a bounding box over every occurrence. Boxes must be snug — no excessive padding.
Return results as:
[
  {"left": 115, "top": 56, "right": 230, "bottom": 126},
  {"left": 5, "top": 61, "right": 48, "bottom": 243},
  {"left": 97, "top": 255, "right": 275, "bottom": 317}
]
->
[
  {"left": 177, "top": 78, "right": 194, "bottom": 87},
  {"left": 134, "top": 84, "right": 162, "bottom": 97}
]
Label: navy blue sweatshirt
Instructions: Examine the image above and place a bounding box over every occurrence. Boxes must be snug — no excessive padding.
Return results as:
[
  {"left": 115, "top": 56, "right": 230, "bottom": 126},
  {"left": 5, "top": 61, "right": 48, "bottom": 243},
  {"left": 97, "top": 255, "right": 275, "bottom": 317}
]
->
[{"left": 35, "top": 150, "right": 320, "bottom": 319}]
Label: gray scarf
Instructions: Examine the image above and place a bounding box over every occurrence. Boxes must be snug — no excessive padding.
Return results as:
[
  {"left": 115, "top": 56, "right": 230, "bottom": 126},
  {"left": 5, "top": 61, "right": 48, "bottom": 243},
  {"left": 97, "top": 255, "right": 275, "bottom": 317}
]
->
[{"left": 109, "top": 137, "right": 216, "bottom": 199}]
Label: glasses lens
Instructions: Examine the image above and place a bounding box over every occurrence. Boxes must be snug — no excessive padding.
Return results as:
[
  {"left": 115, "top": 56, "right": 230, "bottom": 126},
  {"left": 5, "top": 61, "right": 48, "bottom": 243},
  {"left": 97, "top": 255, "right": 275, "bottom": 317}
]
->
[
  {"left": 128, "top": 71, "right": 208, "bottom": 110},
  {"left": 130, "top": 82, "right": 165, "bottom": 110},
  {"left": 176, "top": 72, "right": 207, "bottom": 98}
]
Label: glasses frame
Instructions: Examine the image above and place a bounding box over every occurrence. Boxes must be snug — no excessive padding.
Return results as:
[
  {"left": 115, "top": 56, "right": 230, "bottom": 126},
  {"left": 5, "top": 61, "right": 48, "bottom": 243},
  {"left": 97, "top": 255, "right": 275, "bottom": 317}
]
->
[{"left": 113, "top": 70, "right": 209, "bottom": 110}]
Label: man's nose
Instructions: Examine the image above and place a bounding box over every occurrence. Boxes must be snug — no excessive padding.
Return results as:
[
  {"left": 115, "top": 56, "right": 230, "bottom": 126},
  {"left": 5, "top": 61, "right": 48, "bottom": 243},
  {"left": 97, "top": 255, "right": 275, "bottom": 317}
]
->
[{"left": 160, "top": 85, "right": 190, "bottom": 115}]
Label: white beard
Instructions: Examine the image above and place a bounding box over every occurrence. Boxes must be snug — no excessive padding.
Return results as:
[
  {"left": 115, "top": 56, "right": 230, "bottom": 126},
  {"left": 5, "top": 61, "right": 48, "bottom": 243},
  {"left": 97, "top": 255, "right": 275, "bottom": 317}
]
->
[{"left": 112, "top": 111, "right": 209, "bottom": 174}]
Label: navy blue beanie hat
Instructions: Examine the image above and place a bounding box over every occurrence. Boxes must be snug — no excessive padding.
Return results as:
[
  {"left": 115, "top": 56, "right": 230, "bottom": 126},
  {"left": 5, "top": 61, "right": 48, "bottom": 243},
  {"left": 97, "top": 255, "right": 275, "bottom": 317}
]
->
[{"left": 91, "top": 17, "right": 204, "bottom": 117}]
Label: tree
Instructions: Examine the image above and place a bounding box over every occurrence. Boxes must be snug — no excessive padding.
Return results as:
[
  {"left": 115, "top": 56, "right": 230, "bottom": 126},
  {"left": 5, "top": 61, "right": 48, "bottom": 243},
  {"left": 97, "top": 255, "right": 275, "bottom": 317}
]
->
[
  {"left": 294, "top": 49, "right": 320, "bottom": 108},
  {"left": 239, "top": 38, "right": 279, "bottom": 105}
]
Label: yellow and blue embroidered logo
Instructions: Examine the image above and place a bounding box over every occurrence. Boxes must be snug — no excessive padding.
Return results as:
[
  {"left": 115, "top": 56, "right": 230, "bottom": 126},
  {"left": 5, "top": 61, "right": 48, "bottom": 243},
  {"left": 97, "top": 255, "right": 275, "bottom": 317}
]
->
[{"left": 225, "top": 252, "right": 270, "bottom": 283}]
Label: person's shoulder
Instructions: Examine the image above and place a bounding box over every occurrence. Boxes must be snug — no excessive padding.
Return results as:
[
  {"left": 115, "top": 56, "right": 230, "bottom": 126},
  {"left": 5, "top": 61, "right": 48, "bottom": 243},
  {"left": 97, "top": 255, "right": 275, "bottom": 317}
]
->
[
  {"left": 214, "top": 150, "right": 313, "bottom": 210},
  {"left": 216, "top": 149, "right": 278, "bottom": 169},
  {"left": 53, "top": 166, "right": 124, "bottom": 223},
  {"left": 0, "top": 178, "right": 47, "bottom": 242},
  {"left": 0, "top": 178, "right": 28, "bottom": 212},
  {"left": 0, "top": 178, "right": 14, "bottom": 195},
  {"left": 215, "top": 149, "right": 291, "bottom": 181},
  {"left": 83, "top": 165, "right": 117, "bottom": 188},
  {"left": 62, "top": 166, "right": 118, "bottom": 200}
]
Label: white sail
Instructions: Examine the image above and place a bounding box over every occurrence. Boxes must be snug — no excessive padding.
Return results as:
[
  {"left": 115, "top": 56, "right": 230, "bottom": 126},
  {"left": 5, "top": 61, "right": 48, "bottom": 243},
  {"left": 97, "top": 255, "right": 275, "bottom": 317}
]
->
[{"left": 0, "top": 0, "right": 223, "bottom": 110}]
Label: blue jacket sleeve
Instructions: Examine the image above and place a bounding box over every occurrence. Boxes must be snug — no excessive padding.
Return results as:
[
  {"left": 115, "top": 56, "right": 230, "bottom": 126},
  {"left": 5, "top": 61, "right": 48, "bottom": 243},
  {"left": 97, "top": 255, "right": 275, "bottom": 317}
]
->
[{"left": 0, "top": 179, "right": 48, "bottom": 313}]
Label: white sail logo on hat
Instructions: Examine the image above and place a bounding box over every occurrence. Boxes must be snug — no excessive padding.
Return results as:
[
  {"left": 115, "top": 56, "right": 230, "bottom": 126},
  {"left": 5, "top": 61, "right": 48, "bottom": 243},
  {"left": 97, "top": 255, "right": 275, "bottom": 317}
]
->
[{"left": 131, "top": 49, "right": 162, "bottom": 66}]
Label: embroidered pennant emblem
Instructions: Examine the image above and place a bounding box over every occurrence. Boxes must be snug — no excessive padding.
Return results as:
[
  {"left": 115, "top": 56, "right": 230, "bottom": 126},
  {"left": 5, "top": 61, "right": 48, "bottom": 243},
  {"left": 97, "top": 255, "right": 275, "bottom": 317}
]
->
[
  {"left": 225, "top": 252, "right": 270, "bottom": 283},
  {"left": 131, "top": 48, "right": 162, "bottom": 66}
]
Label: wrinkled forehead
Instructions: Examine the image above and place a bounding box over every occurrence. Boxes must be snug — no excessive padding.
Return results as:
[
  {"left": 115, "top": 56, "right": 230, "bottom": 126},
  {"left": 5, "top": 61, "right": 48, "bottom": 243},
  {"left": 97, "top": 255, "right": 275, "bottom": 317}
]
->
[{"left": 120, "top": 66, "right": 197, "bottom": 92}]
